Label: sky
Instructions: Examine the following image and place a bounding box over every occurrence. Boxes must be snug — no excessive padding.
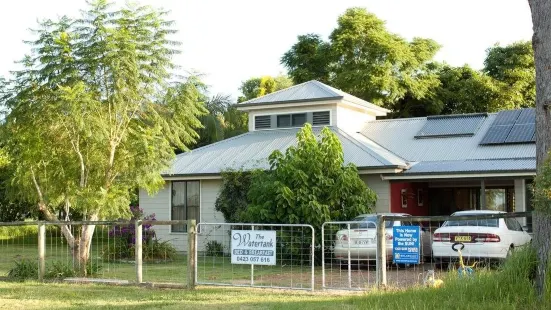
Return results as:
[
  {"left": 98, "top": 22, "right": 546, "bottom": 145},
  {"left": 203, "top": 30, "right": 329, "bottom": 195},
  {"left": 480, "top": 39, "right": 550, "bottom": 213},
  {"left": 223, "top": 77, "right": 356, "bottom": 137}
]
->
[{"left": 0, "top": 0, "right": 533, "bottom": 100}]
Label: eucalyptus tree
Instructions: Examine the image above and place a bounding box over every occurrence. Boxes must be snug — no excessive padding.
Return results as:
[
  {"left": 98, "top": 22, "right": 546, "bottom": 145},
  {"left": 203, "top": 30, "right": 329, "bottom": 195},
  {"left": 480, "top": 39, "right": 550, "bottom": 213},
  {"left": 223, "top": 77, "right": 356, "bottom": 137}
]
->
[{"left": 0, "top": 0, "right": 205, "bottom": 273}]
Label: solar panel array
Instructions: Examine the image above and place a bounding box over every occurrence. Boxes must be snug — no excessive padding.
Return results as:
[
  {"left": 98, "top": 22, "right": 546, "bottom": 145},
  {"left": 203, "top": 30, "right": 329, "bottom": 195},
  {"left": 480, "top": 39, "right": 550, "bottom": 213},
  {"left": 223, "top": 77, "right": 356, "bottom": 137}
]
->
[
  {"left": 415, "top": 113, "right": 486, "bottom": 138},
  {"left": 479, "top": 108, "right": 535, "bottom": 145}
]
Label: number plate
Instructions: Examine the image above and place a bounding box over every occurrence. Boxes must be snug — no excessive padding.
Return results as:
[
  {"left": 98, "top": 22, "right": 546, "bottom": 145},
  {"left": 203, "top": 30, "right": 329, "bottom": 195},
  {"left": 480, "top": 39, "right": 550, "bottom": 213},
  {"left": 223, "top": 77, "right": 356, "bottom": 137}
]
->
[
  {"left": 354, "top": 239, "right": 373, "bottom": 245},
  {"left": 454, "top": 235, "right": 471, "bottom": 242}
]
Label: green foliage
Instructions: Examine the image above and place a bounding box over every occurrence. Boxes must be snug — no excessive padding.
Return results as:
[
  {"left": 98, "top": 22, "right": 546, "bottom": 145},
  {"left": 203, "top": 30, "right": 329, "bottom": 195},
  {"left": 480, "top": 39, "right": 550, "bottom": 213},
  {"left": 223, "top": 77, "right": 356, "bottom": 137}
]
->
[
  {"left": 8, "top": 259, "right": 102, "bottom": 281},
  {"left": 281, "top": 8, "right": 535, "bottom": 117},
  {"left": 0, "top": 1, "right": 206, "bottom": 222},
  {"left": 214, "top": 170, "right": 252, "bottom": 223},
  {"left": 434, "top": 65, "right": 502, "bottom": 114},
  {"left": 246, "top": 124, "right": 376, "bottom": 234},
  {"left": 193, "top": 93, "right": 249, "bottom": 148},
  {"left": 205, "top": 241, "right": 226, "bottom": 257},
  {"left": 238, "top": 75, "right": 293, "bottom": 103},
  {"left": 282, "top": 8, "right": 440, "bottom": 111},
  {"left": 7, "top": 259, "right": 38, "bottom": 281},
  {"left": 45, "top": 261, "right": 77, "bottom": 280},
  {"left": 281, "top": 34, "right": 332, "bottom": 84},
  {"left": 101, "top": 237, "right": 177, "bottom": 261},
  {"left": 484, "top": 41, "right": 535, "bottom": 108}
]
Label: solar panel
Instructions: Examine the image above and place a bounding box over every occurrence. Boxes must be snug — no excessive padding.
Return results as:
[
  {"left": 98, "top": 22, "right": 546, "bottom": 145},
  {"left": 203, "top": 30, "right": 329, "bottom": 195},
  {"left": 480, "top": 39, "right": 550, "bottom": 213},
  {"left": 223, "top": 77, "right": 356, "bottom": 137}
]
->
[
  {"left": 479, "top": 125, "right": 513, "bottom": 144},
  {"left": 505, "top": 124, "right": 535, "bottom": 143},
  {"left": 493, "top": 109, "right": 521, "bottom": 125},
  {"left": 415, "top": 114, "right": 486, "bottom": 138},
  {"left": 479, "top": 108, "right": 536, "bottom": 145},
  {"left": 516, "top": 108, "right": 535, "bottom": 124}
]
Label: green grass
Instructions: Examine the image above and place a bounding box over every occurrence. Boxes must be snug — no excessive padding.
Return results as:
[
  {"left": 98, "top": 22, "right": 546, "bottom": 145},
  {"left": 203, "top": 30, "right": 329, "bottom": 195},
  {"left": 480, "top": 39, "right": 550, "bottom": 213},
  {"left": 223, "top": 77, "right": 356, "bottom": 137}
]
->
[{"left": 0, "top": 268, "right": 545, "bottom": 310}]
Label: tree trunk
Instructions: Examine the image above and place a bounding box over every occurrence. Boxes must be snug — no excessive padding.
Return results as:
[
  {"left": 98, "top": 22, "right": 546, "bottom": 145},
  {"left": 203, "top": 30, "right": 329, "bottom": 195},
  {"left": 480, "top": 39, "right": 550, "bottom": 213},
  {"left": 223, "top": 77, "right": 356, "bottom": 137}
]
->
[
  {"left": 529, "top": 0, "right": 551, "bottom": 297},
  {"left": 73, "top": 221, "right": 97, "bottom": 276}
]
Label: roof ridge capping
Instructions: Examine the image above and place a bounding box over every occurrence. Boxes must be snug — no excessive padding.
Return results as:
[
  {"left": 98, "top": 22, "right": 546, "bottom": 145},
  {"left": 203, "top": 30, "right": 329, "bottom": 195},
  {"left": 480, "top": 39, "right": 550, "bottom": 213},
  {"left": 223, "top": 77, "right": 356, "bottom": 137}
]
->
[
  {"left": 238, "top": 80, "right": 342, "bottom": 105},
  {"left": 427, "top": 112, "right": 489, "bottom": 120}
]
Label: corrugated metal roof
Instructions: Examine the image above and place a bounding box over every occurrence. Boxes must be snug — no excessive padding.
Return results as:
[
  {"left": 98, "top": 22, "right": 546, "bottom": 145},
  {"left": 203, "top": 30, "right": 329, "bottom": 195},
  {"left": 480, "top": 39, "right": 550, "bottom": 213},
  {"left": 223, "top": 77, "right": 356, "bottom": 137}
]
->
[
  {"left": 238, "top": 80, "right": 389, "bottom": 112},
  {"left": 403, "top": 159, "right": 535, "bottom": 175},
  {"left": 166, "top": 127, "right": 407, "bottom": 176},
  {"left": 415, "top": 113, "right": 486, "bottom": 138},
  {"left": 359, "top": 113, "right": 535, "bottom": 164}
]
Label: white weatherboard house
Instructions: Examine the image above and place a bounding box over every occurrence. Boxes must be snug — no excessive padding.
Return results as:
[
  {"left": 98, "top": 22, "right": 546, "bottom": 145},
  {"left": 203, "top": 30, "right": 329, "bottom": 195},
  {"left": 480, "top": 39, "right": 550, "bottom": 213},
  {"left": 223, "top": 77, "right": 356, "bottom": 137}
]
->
[{"left": 140, "top": 81, "right": 537, "bottom": 251}]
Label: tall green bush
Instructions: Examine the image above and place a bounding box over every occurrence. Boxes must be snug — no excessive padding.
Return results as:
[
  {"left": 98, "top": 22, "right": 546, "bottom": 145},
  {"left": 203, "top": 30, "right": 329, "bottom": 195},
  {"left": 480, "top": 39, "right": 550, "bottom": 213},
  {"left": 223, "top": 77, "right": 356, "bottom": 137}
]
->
[{"left": 245, "top": 124, "right": 376, "bottom": 227}]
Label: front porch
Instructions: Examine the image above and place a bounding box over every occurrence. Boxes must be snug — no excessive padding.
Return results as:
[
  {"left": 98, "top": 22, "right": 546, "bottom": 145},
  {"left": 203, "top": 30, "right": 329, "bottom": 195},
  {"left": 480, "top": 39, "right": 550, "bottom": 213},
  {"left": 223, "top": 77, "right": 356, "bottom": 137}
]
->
[{"left": 387, "top": 178, "right": 534, "bottom": 230}]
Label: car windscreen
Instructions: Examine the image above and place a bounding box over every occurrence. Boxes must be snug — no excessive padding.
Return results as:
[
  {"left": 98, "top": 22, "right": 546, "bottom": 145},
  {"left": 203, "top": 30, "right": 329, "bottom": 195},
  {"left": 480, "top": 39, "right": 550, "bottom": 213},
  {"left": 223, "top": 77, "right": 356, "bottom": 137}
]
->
[
  {"left": 442, "top": 214, "right": 499, "bottom": 228},
  {"left": 349, "top": 216, "right": 394, "bottom": 229}
]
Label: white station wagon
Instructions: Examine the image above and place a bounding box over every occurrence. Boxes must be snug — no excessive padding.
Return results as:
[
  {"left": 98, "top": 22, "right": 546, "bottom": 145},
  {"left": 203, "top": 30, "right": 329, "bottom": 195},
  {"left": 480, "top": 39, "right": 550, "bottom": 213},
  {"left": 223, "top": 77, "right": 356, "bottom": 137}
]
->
[{"left": 432, "top": 210, "right": 531, "bottom": 262}]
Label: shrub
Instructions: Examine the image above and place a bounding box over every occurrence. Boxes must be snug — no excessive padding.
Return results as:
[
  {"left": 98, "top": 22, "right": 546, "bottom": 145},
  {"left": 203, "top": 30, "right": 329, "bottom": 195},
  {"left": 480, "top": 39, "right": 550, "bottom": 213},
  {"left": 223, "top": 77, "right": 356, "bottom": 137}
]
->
[
  {"left": 215, "top": 170, "right": 252, "bottom": 223},
  {"left": 102, "top": 206, "right": 178, "bottom": 262},
  {"left": 143, "top": 239, "right": 178, "bottom": 261},
  {"left": 45, "top": 261, "right": 76, "bottom": 280},
  {"left": 8, "top": 259, "right": 38, "bottom": 281},
  {"left": 205, "top": 240, "right": 225, "bottom": 257}
]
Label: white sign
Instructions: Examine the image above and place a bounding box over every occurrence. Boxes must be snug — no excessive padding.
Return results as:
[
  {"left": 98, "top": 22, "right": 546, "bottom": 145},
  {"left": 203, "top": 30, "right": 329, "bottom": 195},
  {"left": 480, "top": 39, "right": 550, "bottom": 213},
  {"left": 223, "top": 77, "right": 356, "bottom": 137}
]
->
[{"left": 231, "top": 230, "right": 276, "bottom": 265}]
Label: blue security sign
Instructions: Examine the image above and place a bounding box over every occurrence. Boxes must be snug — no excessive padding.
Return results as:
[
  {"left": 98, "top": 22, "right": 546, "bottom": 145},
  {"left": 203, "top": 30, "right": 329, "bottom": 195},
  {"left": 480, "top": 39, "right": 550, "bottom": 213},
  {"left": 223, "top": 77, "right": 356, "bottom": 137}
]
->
[{"left": 392, "top": 226, "right": 420, "bottom": 264}]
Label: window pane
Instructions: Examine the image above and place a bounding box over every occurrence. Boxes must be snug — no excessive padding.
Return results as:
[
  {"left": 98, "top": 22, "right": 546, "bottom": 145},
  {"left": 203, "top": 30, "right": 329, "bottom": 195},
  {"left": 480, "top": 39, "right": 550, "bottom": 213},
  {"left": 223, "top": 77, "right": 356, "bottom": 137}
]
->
[
  {"left": 277, "top": 115, "right": 291, "bottom": 128},
  {"left": 187, "top": 181, "right": 200, "bottom": 223},
  {"left": 171, "top": 182, "right": 186, "bottom": 232},
  {"left": 291, "top": 113, "right": 307, "bottom": 127}
]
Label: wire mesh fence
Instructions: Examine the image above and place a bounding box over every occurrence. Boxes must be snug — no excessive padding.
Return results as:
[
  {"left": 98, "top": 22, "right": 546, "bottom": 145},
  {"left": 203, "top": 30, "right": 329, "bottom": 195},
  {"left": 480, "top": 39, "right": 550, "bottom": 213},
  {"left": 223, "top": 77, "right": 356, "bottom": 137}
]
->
[
  {"left": 321, "top": 221, "right": 378, "bottom": 290},
  {"left": 0, "top": 212, "right": 534, "bottom": 291},
  {"left": 0, "top": 220, "right": 188, "bottom": 284},
  {"left": 196, "top": 223, "right": 315, "bottom": 290}
]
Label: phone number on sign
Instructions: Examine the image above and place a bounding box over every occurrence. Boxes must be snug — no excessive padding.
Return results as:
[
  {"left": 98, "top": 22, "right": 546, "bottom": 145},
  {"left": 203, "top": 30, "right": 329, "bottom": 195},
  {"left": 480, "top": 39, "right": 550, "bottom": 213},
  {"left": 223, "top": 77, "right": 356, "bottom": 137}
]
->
[{"left": 235, "top": 256, "right": 272, "bottom": 263}]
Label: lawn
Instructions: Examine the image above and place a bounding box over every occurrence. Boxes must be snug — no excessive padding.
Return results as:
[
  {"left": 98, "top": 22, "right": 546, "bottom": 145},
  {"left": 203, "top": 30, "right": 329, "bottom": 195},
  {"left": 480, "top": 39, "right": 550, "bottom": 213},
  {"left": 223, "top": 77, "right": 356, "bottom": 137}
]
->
[{"left": 0, "top": 271, "right": 543, "bottom": 310}]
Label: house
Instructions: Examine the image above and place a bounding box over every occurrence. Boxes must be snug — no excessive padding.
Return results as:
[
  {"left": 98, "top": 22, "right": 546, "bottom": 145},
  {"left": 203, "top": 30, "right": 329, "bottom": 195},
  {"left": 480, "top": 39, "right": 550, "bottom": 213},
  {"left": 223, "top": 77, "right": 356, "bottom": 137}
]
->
[{"left": 140, "top": 81, "right": 536, "bottom": 250}]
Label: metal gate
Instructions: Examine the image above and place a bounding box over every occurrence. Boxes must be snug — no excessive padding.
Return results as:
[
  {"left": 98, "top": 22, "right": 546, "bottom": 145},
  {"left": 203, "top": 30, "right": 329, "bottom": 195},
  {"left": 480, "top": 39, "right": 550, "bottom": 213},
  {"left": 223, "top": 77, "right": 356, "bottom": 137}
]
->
[
  {"left": 322, "top": 220, "right": 379, "bottom": 290},
  {"left": 195, "top": 223, "right": 315, "bottom": 290}
]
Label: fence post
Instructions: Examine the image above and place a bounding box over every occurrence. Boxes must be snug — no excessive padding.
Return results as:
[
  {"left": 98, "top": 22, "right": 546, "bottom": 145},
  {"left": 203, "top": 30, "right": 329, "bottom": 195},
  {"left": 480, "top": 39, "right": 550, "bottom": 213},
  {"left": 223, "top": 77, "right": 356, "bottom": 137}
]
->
[
  {"left": 38, "top": 222, "right": 45, "bottom": 282},
  {"left": 135, "top": 220, "right": 143, "bottom": 284},
  {"left": 187, "top": 219, "right": 197, "bottom": 290},
  {"left": 376, "top": 215, "right": 387, "bottom": 288}
]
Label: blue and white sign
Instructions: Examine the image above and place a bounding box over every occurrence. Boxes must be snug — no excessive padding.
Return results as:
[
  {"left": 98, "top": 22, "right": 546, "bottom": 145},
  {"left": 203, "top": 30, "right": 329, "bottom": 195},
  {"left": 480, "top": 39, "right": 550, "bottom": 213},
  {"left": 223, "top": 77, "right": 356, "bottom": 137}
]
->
[{"left": 392, "top": 226, "right": 420, "bottom": 264}]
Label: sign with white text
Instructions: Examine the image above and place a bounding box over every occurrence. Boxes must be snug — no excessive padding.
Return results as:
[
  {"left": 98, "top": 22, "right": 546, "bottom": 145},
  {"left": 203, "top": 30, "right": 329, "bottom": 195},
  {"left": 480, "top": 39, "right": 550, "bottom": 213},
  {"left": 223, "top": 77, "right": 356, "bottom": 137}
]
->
[
  {"left": 231, "top": 230, "right": 276, "bottom": 265},
  {"left": 392, "top": 226, "right": 420, "bottom": 264}
]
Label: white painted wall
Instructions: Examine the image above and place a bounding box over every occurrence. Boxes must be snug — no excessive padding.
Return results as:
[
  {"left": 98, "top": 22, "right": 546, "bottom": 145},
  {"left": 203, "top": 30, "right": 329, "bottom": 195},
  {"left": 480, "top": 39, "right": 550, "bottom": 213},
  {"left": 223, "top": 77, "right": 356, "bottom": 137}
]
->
[
  {"left": 139, "top": 179, "right": 225, "bottom": 253},
  {"left": 336, "top": 104, "right": 377, "bottom": 134},
  {"left": 361, "top": 174, "right": 391, "bottom": 213}
]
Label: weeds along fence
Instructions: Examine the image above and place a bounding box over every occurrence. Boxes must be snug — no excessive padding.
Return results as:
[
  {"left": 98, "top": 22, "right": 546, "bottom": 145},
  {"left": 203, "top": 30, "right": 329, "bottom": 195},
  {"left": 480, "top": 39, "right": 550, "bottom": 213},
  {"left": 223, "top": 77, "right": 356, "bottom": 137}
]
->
[
  {"left": 321, "top": 211, "right": 533, "bottom": 290},
  {"left": 0, "top": 220, "right": 191, "bottom": 286}
]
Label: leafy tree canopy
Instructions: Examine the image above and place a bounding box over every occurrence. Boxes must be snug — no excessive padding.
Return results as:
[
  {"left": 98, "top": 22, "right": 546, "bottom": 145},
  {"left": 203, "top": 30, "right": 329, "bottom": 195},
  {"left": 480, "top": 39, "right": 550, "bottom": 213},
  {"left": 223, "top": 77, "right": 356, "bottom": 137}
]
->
[
  {"left": 0, "top": 0, "right": 205, "bottom": 270},
  {"left": 238, "top": 75, "right": 293, "bottom": 103},
  {"left": 281, "top": 8, "right": 535, "bottom": 117},
  {"left": 282, "top": 8, "right": 441, "bottom": 110},
  {"left": 483, "top": 41, "right": 535, "bottom": 109}
]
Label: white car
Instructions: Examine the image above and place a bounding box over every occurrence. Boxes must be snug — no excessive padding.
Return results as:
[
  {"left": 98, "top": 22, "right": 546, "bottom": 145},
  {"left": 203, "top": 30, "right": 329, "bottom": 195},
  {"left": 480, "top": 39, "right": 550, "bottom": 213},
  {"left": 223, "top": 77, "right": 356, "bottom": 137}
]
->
[
  {"left": 333, "top": 213, "right": 432, "bottom": 264},
  {"left": 432, "top": 210, "right": 531, "bottom": 262}
]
